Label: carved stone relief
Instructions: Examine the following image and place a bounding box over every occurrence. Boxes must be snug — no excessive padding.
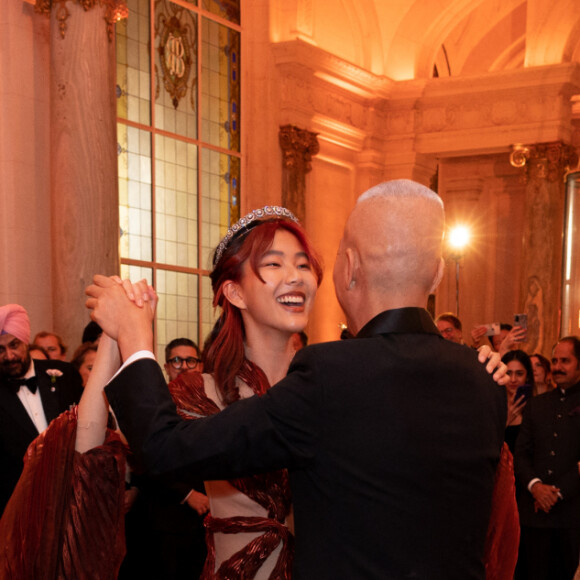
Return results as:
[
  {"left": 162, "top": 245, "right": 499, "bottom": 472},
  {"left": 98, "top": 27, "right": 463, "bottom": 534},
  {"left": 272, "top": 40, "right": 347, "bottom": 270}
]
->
[
  {"left": 35, "top": 0, "right": 128, "bottom": 40},
  {"left": 515, "top": 142, "right": 579, "bottom": 353},
  {"left": 279, "top": 125, "right": 319, "bottom": 224}
]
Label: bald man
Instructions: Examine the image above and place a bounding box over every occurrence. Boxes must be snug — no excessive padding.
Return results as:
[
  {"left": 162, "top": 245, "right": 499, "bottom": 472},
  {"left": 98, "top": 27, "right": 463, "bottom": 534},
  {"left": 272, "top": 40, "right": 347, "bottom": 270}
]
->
[{"left": 91, "top": 180, "right": 507, "bottom": 579}]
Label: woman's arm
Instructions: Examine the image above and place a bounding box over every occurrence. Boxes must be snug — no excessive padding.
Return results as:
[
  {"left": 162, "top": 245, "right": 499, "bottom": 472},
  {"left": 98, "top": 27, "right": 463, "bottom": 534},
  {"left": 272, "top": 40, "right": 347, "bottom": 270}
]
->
[{"left": 75, "top": 334, "right": 121, "bottom": 452}]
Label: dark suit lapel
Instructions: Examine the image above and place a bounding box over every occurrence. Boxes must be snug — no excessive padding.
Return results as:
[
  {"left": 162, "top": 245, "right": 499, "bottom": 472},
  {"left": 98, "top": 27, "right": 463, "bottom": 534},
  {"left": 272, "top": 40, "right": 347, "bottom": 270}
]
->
[{"left": 0, "top": 381, "right": 39, "bottom": 438}]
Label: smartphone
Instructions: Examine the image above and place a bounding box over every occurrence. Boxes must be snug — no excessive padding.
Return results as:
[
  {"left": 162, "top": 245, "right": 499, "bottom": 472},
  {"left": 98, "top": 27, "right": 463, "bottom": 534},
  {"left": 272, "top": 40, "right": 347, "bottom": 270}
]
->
[
  {"left": 483, "top": 322, "right": 500, "bottom": 336},
  {"left": 514, "top": 313, "right": 528, "bottom": 340},
  {"left": 515, "top": 384, "right": 532, "bottom": 403}
]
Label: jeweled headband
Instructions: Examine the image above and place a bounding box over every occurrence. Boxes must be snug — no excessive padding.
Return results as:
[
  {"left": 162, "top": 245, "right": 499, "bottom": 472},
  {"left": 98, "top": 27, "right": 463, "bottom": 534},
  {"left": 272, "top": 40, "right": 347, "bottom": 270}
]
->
[{"left": 213, "top": 205, "right": 299, "bottom": 267}]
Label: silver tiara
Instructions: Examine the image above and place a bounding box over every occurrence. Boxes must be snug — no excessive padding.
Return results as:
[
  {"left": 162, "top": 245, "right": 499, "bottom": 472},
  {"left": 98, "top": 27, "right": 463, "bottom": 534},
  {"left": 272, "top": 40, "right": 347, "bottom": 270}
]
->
[{"left": 213, "top": 206, "right": 299, "bottom": 266}]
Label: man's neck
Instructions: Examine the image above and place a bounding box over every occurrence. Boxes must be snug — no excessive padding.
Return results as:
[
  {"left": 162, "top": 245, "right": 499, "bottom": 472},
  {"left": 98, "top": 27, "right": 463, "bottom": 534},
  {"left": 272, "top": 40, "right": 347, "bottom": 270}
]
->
[
  {"left": 349, "top": 293, "right": 428, "bottom": 336},
  {"left": 23, "top": 359, "right": 35, "bottom": 379}
]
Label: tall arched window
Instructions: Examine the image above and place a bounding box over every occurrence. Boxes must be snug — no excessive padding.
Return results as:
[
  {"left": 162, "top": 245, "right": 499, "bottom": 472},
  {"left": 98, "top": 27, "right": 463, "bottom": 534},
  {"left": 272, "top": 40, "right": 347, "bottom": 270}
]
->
[{"left": 116, "top": 0, "right": 241, "bottom": 355}]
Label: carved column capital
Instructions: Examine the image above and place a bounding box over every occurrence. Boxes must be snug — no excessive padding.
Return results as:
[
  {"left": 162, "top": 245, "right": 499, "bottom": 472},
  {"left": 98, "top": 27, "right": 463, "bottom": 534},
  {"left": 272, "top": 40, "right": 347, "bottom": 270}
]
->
[
  {"left": 279, "top": 125, "right": 320, "bottom": 173},
  {"left": 35, "top": 0, "right": 128, "bottom": 41},
  {"left": 510, "top": 141, "right": 579, "bottom": 183},
  {"left": 279, "top": 125, "right": 319, "bottom": 224}
]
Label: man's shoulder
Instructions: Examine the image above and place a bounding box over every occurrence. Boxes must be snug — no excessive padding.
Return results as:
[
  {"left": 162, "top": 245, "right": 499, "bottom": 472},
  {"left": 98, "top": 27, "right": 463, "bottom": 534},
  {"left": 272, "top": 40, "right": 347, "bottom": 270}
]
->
[
  {"left": 295, "top": 337, "right": 372, "bottom": 363},
  {"left": 526, "top": 388, "right": 560, "bottom": 411},
  {"left": 295, "top": 333, "right": 489, "bottom": 380}
]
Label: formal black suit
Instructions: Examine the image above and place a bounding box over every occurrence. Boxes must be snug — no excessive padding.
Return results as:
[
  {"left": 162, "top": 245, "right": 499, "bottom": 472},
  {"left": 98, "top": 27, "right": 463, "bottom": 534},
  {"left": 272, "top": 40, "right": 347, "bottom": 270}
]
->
[
  {"left": 0, "top": 358, "right": 83, "bottom": 515},
  {"left": 514, "top": 382, "right": 580, "bottom": 579},
  {"left": 119, "top": 475, "right": 207, "bottom": 579},
  {"left": 106, "top": 307, "right": 506, "bottom": 580}
]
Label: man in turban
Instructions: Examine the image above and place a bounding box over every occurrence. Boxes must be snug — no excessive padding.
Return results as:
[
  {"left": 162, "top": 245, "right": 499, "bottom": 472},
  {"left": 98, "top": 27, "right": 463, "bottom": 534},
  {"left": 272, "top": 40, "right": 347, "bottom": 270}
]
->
[{"left": 0, "top": 304, "right": 83, "bottom": 515}]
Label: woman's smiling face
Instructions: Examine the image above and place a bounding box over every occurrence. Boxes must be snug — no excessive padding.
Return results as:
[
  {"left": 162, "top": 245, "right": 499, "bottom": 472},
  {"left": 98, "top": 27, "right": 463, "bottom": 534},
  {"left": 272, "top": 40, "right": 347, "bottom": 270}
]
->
[{"left": 231, "top": 229, "right": 318, "bottom": 338}]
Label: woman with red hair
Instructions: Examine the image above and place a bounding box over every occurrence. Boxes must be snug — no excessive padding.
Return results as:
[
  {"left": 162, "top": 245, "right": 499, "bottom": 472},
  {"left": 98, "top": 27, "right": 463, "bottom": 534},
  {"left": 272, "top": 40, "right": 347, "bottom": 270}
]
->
[{"left": 168, "top": 206, "right": 322, "bottom": 579}]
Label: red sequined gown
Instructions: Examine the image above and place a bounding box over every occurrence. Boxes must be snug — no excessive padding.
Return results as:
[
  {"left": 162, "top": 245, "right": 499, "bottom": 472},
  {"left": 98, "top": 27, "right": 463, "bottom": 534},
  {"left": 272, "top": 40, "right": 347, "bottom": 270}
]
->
[{"left": 169, "top": 361, "right": 294, "bottom": 580}]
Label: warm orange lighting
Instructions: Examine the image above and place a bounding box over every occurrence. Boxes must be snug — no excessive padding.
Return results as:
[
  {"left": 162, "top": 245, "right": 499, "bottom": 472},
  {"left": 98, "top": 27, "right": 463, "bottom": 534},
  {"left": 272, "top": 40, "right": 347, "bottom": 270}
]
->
[{"left": 448, "top": 225, "right": 470, "bottom": 251}]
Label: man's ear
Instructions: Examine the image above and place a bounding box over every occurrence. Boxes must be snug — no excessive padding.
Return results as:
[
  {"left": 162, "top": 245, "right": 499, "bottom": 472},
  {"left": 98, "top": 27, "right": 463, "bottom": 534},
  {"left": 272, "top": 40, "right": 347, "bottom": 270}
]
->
[
  {"left": 345, "top": 247, "right": 358, "bottom": 290},
  {"left": 222, "top": 280, "right": 247, "bottom": 310},
  {"left": 428, "top": 257, "right": 445, "bottom": 294}
]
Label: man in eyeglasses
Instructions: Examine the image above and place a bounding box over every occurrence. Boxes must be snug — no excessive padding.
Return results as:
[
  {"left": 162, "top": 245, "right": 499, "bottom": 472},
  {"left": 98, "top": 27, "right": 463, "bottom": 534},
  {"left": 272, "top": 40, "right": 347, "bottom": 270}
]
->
[
  {"left": 435, "top": 312, "right": 464, "bottom": 345},
  {"left": 163, "top": 338, "right": 202, "bottom": 382}
]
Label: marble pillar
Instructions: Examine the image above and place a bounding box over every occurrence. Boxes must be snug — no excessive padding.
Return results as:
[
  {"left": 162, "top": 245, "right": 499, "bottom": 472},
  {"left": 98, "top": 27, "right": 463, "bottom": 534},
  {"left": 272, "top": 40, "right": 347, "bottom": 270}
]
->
[
  {"left": 517, "top": 142, "right": 578, "bottom": 354},
  {"left": 42, "top": 0, "right": 121, "bottom": 351}
]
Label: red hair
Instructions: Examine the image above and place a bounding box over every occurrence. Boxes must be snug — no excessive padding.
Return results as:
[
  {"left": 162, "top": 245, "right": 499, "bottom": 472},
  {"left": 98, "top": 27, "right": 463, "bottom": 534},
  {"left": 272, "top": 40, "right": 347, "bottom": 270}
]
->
[{"left": 204, "top": 219, "right": 323, "bottom": 405}]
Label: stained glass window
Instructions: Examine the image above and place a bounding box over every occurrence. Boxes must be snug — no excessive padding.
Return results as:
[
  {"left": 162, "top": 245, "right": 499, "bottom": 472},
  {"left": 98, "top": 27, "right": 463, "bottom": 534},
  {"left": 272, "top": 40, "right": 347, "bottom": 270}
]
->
[{"left": 116, "top": 0, "right": 241, "bottom": 357}]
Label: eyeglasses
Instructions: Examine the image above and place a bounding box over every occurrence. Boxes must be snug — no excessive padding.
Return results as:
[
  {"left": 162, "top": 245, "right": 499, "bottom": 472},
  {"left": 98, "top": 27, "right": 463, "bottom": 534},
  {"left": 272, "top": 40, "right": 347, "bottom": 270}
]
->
[
  {"left": 439, "top": 327, "right": 457, "bottom": 335},
  {"left": 167, "top": 356, "right": 201, "bottom": 370}
]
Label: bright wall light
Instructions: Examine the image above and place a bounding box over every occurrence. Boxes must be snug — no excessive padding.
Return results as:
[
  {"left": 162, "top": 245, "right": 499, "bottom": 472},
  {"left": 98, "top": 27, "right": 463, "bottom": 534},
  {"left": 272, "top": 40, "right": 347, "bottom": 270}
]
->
[{"left": 448, "top": 225, "right": 470, "bottom": 251}]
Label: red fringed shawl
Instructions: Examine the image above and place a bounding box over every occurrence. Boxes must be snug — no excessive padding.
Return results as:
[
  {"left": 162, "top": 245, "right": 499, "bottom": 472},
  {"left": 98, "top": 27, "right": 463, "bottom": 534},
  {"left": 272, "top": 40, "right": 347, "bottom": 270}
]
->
[
  {"left": 0, "top": 409, "right": 127, "bottom": 580},
  {"left": 170, "top": 362, "right": 294, "bottom": 580}
]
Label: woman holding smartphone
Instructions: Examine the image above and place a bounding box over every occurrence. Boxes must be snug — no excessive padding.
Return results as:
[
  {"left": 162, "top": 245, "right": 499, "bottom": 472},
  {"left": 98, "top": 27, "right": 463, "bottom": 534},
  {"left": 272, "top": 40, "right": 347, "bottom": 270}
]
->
[{"left": 502, "top": 349, "right": 535, "bottom": 455}]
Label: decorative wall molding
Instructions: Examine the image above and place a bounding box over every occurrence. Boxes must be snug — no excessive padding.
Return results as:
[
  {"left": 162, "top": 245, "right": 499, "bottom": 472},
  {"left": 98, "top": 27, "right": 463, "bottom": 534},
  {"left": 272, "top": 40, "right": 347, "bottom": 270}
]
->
[
  {"left": 524, "top": 142, "right": 579, "bottom": 182},
  {"left": 273, "top": 39, "right": 393, "bottom": 100},
  {"left": 274, "top": 41, "right": 580, "bottom": 168}
]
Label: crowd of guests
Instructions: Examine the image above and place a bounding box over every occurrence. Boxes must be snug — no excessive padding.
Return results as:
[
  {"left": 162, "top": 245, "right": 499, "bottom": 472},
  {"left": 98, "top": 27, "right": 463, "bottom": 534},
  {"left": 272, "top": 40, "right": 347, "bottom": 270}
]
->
[{"left": 436, "top": 312, "right": 580, "bottom": 580}]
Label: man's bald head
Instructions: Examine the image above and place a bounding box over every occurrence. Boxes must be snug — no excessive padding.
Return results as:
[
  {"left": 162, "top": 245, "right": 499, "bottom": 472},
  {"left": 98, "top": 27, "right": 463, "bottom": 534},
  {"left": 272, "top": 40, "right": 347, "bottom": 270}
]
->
[{"left": 333, "top": 180, "right": 445, "bottom": 332}]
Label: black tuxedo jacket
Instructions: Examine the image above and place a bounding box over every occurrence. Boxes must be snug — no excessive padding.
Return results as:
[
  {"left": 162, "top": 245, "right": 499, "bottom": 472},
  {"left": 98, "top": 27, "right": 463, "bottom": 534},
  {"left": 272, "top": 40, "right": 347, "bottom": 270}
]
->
[
  {"left": 515, "top": 381, "right": 580, "bottom": 528},
  {"left": 0, "top": 358, "right": 83, "bottom": 515},
  {"left": 106, "top": 307, "right": 506, "bottom": 580}
]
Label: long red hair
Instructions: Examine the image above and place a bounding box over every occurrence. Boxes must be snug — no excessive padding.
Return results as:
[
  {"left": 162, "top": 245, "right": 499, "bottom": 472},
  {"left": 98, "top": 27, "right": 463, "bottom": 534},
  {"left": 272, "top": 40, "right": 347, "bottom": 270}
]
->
[{"left": 204, "top": 219, "right": 323, "bottom": 405}]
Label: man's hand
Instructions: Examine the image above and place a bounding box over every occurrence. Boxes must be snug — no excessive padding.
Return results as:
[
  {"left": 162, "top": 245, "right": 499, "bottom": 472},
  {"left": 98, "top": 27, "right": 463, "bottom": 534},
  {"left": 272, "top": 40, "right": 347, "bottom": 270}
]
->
[
  {"left": 498, "top": 326, "right": 527, "bottom": 357},
  {"left": 124, "top": 487, "right": 139, "bottom": 513},
  {"left": 478, "top": 345, "right": 508, "bottom": 385},
  {"left": 471, "top": 325, "right": 487, "bottom": 349},
  {"left": 85, "top": 275, "right": 157, "bottom": 360},
  {"left": 185, "top": 489, "right": 210, "bottom": 516},
  {"left": 531, "top": 482, "right": 560, "bottom": 513}
]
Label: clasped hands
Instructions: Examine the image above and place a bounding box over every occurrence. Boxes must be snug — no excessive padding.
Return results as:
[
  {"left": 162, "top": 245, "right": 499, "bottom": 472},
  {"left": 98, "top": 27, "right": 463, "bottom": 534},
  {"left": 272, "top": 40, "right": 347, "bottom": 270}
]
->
[
  {"left": 85, "top": 275, "right": 158, "bottom": 358},
  {"left": 531, "top": 482, "right": 561, "bottom": 514}
]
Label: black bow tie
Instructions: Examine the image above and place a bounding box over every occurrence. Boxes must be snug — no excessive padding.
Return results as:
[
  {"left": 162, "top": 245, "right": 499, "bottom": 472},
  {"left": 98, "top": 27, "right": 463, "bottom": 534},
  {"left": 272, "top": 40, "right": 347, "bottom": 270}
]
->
[{"left": 9, "top": 376, "right": 38, "bottom": 394}]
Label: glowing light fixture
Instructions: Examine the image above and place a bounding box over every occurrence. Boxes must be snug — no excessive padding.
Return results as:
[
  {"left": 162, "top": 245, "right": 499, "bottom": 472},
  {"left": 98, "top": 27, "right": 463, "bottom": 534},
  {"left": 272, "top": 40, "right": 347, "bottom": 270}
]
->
[{"left": 448, "top": 225, "right": 470, "bottom": 252}]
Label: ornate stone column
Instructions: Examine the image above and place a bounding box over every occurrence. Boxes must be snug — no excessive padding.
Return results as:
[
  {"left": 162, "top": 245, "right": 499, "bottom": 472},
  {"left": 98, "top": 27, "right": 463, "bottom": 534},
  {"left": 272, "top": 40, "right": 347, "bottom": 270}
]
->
[
  {"left": 279, "top": 125, "right": 319, "bottom": 224},
  {"left": 512, "top": 142, "right": 578, "bottom": 354},
  {"left": 37, "top": 0, "right": 123, "bottom": 349}
]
